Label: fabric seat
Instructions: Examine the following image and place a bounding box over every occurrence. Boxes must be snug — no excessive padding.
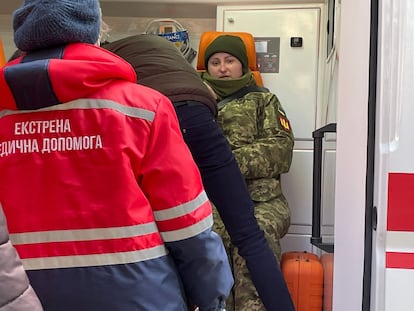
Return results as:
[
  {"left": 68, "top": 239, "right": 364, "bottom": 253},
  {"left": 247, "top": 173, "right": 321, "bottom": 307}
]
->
[{"left": 197, "top": 31, "right": 264, "bottom": 87}]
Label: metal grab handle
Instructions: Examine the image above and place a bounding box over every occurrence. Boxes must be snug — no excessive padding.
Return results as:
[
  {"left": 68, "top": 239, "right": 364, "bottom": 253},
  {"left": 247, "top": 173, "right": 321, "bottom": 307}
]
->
[{"left": 311, "top": 123, "right": 336, "bottom": 253}]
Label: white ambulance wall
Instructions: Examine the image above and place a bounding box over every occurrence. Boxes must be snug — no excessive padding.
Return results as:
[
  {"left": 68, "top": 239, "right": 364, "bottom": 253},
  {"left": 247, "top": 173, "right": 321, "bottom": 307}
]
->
[
  {"left": 375, "top": 0, "right": 414, "bottom": 310},
  {"left": 333, "top": 0, "right": 370, "bottom": 308}
]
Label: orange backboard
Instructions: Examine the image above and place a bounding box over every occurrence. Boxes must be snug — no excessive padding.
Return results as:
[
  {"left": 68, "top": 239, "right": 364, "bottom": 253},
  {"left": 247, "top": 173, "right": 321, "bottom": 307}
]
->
[{"left": 0, "top": 37, "right": 6, "bottom": 67}]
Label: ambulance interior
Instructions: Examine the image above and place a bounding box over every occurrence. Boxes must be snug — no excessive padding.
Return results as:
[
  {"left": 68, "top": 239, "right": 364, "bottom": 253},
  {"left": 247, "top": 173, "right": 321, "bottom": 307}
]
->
[
  {"left": 1, "top": 0, "right": 338, "bottom": 307},
  {"left": 6, "top": 1, "right": 411, "bottom": 311}
]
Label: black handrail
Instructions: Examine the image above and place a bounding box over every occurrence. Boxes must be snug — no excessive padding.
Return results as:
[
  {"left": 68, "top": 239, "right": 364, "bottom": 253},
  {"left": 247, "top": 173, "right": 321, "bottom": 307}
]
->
[{"left": 311, "top": 123, "right": 336, "bottom": 253}]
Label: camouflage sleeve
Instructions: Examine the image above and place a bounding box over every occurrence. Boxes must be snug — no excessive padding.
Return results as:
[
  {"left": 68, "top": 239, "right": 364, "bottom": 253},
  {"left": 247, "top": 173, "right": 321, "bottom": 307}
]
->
[{"left": 232, "top": 92, "right": 294, "bottom": 180}]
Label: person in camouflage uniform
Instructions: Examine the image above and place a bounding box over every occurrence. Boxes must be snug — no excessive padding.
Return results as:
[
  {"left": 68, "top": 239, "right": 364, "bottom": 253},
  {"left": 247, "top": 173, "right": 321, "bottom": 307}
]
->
[
  {"left": 201, "top": 35, "right": 294, "bottom": 311},
  {"left": 103, "top": 34, "right": 294, "bottom": 311}
]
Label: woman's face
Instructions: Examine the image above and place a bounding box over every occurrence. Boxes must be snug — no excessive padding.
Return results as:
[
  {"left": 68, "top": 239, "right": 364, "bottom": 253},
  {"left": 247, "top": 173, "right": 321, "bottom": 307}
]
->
[{"left": 207, "top": 52, "right": 243, "bottom": 79}]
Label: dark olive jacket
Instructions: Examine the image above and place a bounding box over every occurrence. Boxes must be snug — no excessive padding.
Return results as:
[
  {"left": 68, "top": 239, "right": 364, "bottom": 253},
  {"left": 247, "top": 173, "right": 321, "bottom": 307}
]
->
[{"left": 103, "top": 34, "right": 217, "bottom": 116}]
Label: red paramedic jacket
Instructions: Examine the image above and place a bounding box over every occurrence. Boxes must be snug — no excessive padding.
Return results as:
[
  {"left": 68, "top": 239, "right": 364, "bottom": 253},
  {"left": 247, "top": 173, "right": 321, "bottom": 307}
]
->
[{"left": 0, "top": 43, "right": 232, "bottom": 311}]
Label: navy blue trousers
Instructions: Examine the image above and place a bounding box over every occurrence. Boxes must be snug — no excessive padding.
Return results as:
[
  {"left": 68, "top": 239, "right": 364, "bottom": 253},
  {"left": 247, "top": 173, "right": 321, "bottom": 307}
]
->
[{"left": 174, "top": 101, "right": 294, "bottom": 311}]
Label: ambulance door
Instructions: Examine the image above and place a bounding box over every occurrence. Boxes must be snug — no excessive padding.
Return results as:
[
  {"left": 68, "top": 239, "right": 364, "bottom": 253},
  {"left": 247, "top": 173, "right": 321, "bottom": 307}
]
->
[{"left": 372, "top": 0, "right": 414, "bottom": 310}]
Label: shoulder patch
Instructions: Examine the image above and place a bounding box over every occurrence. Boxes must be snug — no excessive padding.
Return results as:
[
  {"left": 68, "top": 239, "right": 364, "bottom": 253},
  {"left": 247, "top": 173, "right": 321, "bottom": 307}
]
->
[{"left": 279, "top": 116, "right": 291, "bottom": 131}]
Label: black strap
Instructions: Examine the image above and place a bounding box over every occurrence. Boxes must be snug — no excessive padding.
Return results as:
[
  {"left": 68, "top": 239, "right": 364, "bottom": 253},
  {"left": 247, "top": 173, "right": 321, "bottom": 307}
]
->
[{"left": 217, "top": 85, "right": 269, "bottom": 109}]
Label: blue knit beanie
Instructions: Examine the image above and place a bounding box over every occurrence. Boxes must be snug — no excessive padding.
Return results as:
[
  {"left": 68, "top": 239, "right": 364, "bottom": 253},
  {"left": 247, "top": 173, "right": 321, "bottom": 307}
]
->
[{"left": 13, "top": 0, "right": 101, "bottom": 52}]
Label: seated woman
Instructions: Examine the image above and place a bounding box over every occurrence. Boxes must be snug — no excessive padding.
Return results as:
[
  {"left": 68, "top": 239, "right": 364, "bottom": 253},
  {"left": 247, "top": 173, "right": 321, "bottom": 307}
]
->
[{"left": 200, "top": 34, "right": 294, "bottom": 311}]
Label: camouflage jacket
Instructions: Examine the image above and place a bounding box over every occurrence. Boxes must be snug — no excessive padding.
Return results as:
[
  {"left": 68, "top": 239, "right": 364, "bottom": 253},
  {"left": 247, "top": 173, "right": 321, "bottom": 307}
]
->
[{"left": 217, "top": 91, "right": 294, "bottom": 202}]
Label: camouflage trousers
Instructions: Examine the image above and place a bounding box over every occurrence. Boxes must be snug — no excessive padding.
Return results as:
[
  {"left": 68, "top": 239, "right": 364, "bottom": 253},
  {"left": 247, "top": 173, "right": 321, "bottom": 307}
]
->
[{"left": 212, "top": 197, "right": 290, "bottom": 311}]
